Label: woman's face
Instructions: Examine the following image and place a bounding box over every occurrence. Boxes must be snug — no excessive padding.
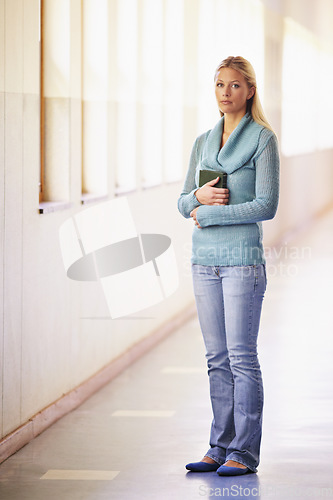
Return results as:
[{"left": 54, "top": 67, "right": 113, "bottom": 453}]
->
[{"left": 215, "top": 67, "right": 254, "bottom": 117}]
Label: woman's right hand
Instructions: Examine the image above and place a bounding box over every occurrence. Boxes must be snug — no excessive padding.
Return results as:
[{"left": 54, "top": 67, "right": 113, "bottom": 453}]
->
[{"left": 195, "top": 177, "right": 229, "bottom": 205}]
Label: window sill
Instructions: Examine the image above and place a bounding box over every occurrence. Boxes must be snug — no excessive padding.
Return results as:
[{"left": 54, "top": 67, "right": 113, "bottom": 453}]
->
[
  {"left": 39, "top": 201, "right": 73, "bottom": 214},
  {"left": 114, "top": 186, "right": 137, "bottom": 196},
  {"left": 81, "top": 193, "right": 109, "bottom": 205}
]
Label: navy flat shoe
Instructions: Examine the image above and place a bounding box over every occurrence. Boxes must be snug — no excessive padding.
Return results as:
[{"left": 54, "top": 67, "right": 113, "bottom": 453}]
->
[
  {"left": 217, "top": 464, "right": 251, "bottom": 476},
  {"left": 185, "top": 461, "right": 220, "bottom": 472}
]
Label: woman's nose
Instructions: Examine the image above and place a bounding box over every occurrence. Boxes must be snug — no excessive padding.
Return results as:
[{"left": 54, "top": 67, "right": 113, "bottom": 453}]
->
[{"left": 222, "top": 86, "right": 230, "bottom": 96}]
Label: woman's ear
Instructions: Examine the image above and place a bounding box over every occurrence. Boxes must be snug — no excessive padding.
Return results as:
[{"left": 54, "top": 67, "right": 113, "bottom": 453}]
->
[{"left": 247, "top": 86, "right": 255, "bottom": 100}]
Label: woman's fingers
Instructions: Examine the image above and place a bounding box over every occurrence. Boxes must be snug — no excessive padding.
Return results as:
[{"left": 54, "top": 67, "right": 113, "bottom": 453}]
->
[
  {"left": 211, "top": 188, "right": 229, "bottom": 204},
  {"left": 195, "top": 186, "right": 229, "bottom": 205},
  {"left": 190, "top": 208, "right": 202, "bottom": 228},
  {"left": 212, "top": 187, "right": 229, "bottom": 196}
]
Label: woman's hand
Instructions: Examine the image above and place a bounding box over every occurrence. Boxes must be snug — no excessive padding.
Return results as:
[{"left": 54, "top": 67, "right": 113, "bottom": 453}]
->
[
  {"left": 190, "top": 207, "right": 201, "bottom": 228},
  {"left": 195, "top": 177, "right": 229, "bottom": 205}
]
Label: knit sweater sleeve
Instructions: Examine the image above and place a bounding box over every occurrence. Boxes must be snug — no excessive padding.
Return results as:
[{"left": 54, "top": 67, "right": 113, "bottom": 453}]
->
[
  {"left": 177, "top": 135, "right": 207, "bottom": 218},
  {"left": 196, "top": 133, "right": 280, "bottom": 227}
]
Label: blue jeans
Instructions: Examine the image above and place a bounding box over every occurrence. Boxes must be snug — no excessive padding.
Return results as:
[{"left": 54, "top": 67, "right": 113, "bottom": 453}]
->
[{"left": 191, "top": 264, "right": 267, "bottom": 473}]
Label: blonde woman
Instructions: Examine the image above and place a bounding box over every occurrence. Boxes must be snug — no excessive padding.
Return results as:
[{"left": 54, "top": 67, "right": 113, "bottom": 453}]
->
[{"left": 178, "top": 56, "right": 279, "bottom": 476}]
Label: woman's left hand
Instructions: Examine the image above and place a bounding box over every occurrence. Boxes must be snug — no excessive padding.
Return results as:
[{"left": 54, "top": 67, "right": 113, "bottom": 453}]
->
[{"left": 190, "top": 207, "right": 202, "bottom": 228}]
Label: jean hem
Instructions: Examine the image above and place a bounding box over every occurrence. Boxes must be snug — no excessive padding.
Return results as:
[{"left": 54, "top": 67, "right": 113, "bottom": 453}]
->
[
  {"left": 204, "top": 453, "right": 225, "bottom": 466},
  {"left": 226, "top": 454, "right": 258, "bottom": 473}
]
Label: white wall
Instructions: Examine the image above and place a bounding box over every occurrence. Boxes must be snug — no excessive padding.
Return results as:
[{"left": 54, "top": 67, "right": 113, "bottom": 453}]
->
[{"left": 1, "top": 0, "right": 333, "bottom": 441}]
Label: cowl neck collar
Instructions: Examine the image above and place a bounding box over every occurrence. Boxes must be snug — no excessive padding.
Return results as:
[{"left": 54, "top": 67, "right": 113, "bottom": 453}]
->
[{"left": 201, "top": 112, "right": 263, "bottom": 174}]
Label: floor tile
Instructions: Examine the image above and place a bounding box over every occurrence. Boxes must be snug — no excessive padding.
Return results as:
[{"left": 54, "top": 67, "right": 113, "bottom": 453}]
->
[
  {"left": 111, "top": 410, "right": 176, "bottom": 417},
  {"left": 161, "top": 367, "right": 206, "bottom": 374},
  {"left": 40, "top": 470, "right": 120, "bottom": 480}
]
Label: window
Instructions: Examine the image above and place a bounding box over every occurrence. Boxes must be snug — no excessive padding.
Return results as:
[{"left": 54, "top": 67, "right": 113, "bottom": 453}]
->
[
  {"left": 40, "top": 0, "right": 71, "bottom": 203},
  {"left": 115, "top": 0, "right": 138, "bottom": 193},
  {"left": 282, "top": 18, "right": 317, "bottom": 156},
  {"left": 163, "top": 0, "right": 184, "bottom": 183},
  {"left": 82, "top": 0, "right": 108, "bottom": 197},
  {"left": 282, "top": 18, "right": 333, "bottom": 156}
]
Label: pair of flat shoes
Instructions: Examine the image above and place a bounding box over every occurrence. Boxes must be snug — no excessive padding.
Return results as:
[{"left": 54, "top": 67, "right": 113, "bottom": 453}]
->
[{"left": 185, "top": 461, "right": 251, "bottom": 476}]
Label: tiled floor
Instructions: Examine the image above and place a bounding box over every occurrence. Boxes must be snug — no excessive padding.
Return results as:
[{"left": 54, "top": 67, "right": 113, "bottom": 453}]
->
[{"left": 1, "top": 211, "right": 333, "bottom": 499}]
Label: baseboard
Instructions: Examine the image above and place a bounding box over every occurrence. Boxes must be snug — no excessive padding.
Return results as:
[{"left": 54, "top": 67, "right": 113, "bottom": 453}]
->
[{"left": 0, "top": 303, "right": 197, "bottom": 464}]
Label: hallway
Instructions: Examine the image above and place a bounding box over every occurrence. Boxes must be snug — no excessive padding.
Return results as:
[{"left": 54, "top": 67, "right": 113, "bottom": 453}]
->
[{"left": 0, "top": 211, "right": 332, "bottom": 499}]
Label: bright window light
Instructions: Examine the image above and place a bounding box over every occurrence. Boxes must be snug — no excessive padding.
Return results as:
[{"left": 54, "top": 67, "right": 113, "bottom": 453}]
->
[
  {"left": 197, "top": 0, "right": 218, "bottom": 131},
  {"left": 197, "top": 0, "right": 265, "bottom": 134},
  {"left": 140, "top": 0, "right": 164, "bottom": 188},
  {"left": 282, "top": 18, "right": 317, "bottom": 156},
  {"left": 282, "top": 18, "right": 333, "bottom": 156},
  {"left": 163, "top": 0, "right": 184, "bottom": 183},
  {"left": 317, "top": 47, "right": 333, "bottom": 150},
  {"left": 115, "top": 0, "right": 138, "bottom": 193},
  {"left": 43, "top": 0, "right": 70, "bottom": 98},
  {"left": 82, "top": 0, "right": 108, "bottom": 195},
  {"left": 83, "top": 0, "right": 108, "bottom": 100}
]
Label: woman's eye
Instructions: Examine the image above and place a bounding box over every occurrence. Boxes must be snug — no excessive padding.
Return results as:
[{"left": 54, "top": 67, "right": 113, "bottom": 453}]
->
[
  {"left": 217, "top": 83, "right": 223, "bottom": 87},
  {"left": 232, "top": 84, "right": 240, "bottom": 88}
]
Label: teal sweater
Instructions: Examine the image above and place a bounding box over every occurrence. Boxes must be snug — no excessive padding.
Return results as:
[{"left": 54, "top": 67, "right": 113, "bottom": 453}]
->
[{"left": 178, "top": 113, "right": 280, "bottom": 266}]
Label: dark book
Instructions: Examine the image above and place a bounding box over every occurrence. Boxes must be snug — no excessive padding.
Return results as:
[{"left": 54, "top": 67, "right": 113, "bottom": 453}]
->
[{"left": 199, "top": 169, "right": 227, "bottom": 189}]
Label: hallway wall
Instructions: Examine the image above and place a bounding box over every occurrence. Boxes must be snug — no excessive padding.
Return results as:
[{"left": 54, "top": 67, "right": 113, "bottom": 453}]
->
[{"left": 1, "top": 0, "right": 333, "bottom": 443}]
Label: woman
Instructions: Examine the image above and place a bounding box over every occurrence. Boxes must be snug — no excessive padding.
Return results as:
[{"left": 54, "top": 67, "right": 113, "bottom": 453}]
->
[{"left": 178, "top": 56, "right": 279, "bottom": 476}]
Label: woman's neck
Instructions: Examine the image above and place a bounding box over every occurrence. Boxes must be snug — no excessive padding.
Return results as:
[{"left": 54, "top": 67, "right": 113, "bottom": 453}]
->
[{"left": 223, "top": 111, "right": 246, "bottom": 135}]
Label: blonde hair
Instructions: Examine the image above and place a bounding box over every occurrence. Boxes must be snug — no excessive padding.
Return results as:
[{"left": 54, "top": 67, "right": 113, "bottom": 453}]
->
[{"left": 214, "top": 56, "right": 274, "bottom": 133}]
